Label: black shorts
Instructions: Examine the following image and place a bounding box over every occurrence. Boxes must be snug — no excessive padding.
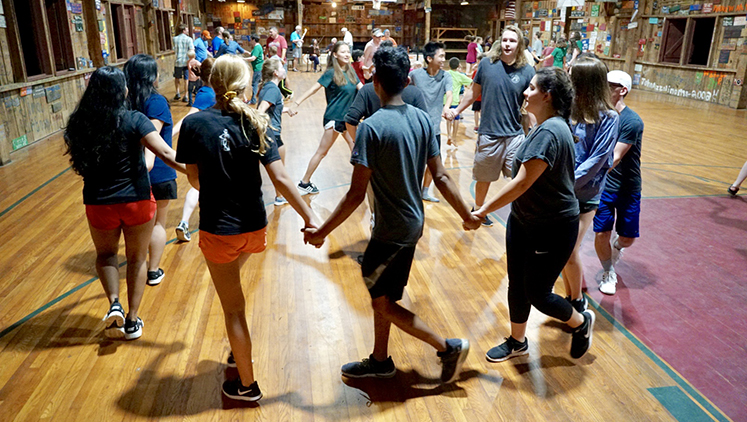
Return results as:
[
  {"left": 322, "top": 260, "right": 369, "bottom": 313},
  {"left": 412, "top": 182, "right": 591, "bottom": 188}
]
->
[
  {"left": 151, "top": 180, "right": 177, "bottom": 201},
  {"left": 578, "top": 199, "right": 599, "bottom": 214},
  {"left": 324, "top": 119, "right": 347, "bottom": 134},
  {"left": 472, "top": 100, "right": 482, "bottom": 112},
  {"left": 361, "top": 239, "right": 416, "bottom": 301},
  {"left": 173, "top": 66, "right": 188, "bottom": 79}
]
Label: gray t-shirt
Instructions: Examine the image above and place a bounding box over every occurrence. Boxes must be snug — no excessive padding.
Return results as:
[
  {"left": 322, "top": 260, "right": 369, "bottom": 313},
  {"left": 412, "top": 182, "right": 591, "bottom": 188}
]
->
[
  {"left": 351, "top": 104, "right": 440, "bottom": 246},
  {"left": 258, "top": 81, "right": 283, "bottom": 133},
  {"left": 408, "top": 67, "right": 452, "bottom": 132},
  {"left": 511, "top": 116, "right": 579, "bottom": 223},
  {"left": 474, "top": 57, "right": 535, "bottom": 137}
]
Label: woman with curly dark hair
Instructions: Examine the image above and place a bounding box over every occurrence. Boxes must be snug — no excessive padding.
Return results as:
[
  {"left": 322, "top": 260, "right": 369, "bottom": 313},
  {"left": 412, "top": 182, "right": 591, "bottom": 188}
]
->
[
  {"left": 123, "top": 54, "right": 177, "bottom": 288},
  {"left": 472, "top": 67, "right": 595, "bottom": 362},
  {"left": 64, "top": 66, "right": 185, "bottom": 340}
]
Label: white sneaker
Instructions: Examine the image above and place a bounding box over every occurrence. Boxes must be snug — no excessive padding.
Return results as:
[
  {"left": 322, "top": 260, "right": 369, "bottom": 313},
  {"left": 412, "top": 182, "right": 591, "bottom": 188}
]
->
[
  {"left": 175, "top": 221, "right": 191, "bottom": 242},
  {"left": 274, "top": 196, "right": 288, "bottom": 206},
  {"left": 610, "top": 233, "right": 624, "bottom": 265},
  {"left": 599, "top": 271, "right": 618, "bottom": 295}
]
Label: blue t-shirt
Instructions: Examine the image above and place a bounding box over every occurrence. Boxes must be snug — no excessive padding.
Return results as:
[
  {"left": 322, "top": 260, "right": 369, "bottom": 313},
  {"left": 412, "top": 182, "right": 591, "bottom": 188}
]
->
[
  {"left": 193, "top": 86, "right": 216, "bottom": 111},
  {"left": 258, "top": 81, "right": 284, "bottom": 134},
  {"left": 144, "top": 94, "right": 176, "bottom": 184},
  {"left": 473, "top": 57, "right": 535, "bottom": 137},
  {"left": 290, "top": 31, "right": 301, "bottom": 50},
  {"left": 572, "top": 110, "right": 619, "bottom": 203},
  {"left": 351, "top": 104, "right": 440, "bottom": 246},
  {"left": 194, "top": 37, "right": 208, "bottom": 62},
  {"left": 212, "top": 37, "right": 224, "bottom": 54},
  {"left": 217, "top": 40, "right": 245, "bottom": 57}
]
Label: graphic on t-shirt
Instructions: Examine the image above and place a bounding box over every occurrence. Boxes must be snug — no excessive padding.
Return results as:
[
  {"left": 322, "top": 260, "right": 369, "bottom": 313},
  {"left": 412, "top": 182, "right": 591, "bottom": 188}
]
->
[
  {"left": 219, "top": 129, "right": 231, "bottom": 151},
  {"left": 511, "top": 74, "right": 521, "bottom": 84}
]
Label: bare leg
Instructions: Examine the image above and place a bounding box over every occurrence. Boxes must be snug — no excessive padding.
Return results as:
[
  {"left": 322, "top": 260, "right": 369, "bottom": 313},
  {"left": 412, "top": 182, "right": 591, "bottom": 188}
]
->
[
  {"left": 88, "top": 223, "right": 122, "bottom": 304},
  {"left": 180, "top": 188, "right": 200, "bottom": 223},
  {"left": 474, "top": 181, "right": 491, "bottom": 208},
  {"left": 371, "top": 296, "right": 447, "bottom": 353},
  {"left": 301, "top": 128, "right": 339, "bottom": 183},
  {"left": 474, "top": 110, "right": 480, "bottom": 130},
  {"left": 561, "top": 211, "right": 595, "bottom": 301},
  {"left": 423, "top": 169, "right": 434, "bottom": 193},
  {"left": 732, "top": 160, "right": 747, "bottom": 189},
  {"left": 594, "top": 231, "right": 613, "bottom": 262},
  {"left": 371, "top": 309, "right": 392, "bottom": 361},
  {"left": 341, "top": 129, "right": 355, "bottom": 151},
  {"left": 174, "top": 77, "right": 180, "bottom": 97},
  {"left": 148, "top": 199, "right": 170, "bottom": 272},
  {"left": 509, "top": 321, "right": 528, "bottom": 343},
  {"left": 274, "top": 145, "right": 287, "bottom": 198},
  {"left": 206, "top": 252, "right": 256, "bottom": 386},
  {"left": 121, "top": 216, "right": 156, "bottom": 320}
]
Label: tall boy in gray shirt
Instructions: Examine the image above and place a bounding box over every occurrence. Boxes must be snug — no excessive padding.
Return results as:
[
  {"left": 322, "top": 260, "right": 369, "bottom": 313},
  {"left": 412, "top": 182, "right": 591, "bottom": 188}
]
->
[{"left": 304, "top": 47, "right": 480, "bottom": 383}]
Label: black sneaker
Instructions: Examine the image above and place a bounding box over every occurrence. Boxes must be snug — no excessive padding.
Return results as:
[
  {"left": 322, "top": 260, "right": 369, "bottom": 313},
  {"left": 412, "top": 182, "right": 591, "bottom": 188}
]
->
[
  {"left": 102, "top": 299, "right": 125, "bottom": 327},
  {"left": 438, "top": 338, "right": 470, "bottom": 383},
  {"left": 356, "top": 254, "right": 364, "bottom": 266},
  {"left": 173, "top": 94, "right": 181, "bottom": 101},
  {"left": 486, "top": 336, "right": 529, "bottom": 362},
  {"left": 124, "top": 317, "right": 144, "bottom": 340},
  {"left": 297, "top": 180, "right": 319, "bottom": 195},
  {"left": 227, "top": 352, "right": 237, "bottom": 368},
  {"left": 341, "top": 354, "right": 396, "bottom": 378},
  {"left": 147, "top": 269, "right": 164, "bottom": 286},
  {"left": 482, "top": 214, "right": 494, "bottom": 227},
  {"left": 222, "top": 378, "right": 262, "bottom": 401},
  {"left": 566, "top": 295, "right": 588, "bottom": 313},
  {"left": 570, "top": 310, "right": 595, "bottom": 359}
]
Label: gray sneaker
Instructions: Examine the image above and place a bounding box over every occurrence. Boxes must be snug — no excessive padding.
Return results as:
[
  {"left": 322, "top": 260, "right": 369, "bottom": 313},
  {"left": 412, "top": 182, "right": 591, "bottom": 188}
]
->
[
  {"left": 486, "top": 336, "right": 528, "bottom": 362},
  {"left": 439, "top": 338, "right": 470, "bottom": 383},
  {"left": 341, "top": 354, "right": 396, "bottom": 378}
]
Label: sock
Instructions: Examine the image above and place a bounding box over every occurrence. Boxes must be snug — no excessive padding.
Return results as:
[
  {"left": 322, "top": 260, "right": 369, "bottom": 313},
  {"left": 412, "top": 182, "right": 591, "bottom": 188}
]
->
[
  {"left": 422, "top": 186, "right": 429, "bottom": 196},
  {"left": 601, "top": 259, "right": 613, "bottom": 272},
  {"left": 613, "top": 240, "right": 623, "bottom": 251}
]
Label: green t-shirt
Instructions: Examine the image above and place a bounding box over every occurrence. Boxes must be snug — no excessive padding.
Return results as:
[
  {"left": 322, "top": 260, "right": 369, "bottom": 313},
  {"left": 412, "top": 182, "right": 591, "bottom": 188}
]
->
[
  {"left": 317, "top": 68, "right": 360, "bottom": 124},
  {"left": 250, "top": 44, "right": 264, "bottom": 72},
  {"left": 552, "top": 47, "right": 567, "bottom": 68},
  {"left": 445, "top": 70, "right": 473, "bottom": 106}
]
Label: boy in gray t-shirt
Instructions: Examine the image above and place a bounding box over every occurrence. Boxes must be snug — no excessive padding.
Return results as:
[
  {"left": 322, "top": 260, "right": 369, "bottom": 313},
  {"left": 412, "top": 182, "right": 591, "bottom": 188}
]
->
[{"left": 304, "top": 46, "right": 480, "bottom": 384}]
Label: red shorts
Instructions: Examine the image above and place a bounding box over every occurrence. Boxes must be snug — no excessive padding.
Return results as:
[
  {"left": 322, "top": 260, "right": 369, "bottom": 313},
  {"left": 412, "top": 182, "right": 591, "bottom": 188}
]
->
[
  {"left": 85, "top": 194, "right": 156, "bottom": 230},
  {"left": 199, "top": 228, "right": 267, "bottom": 264}
]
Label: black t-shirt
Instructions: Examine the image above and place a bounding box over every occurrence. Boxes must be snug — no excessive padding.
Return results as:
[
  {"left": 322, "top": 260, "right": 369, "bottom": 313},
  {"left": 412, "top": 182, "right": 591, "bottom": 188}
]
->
[
  {"left": 605, "top": 106, "right": 643, "bottom": 193},
  {"left": 511, "top": 116, "right": 579, "bottom": 223},
  {"left": 344, "top": 83, "right": 428, "bottom": 126},
  {"left": 82, "top": 111, "right": 156, "bottom": 205},
  {"left": 176, "top": 108, "right": 281, "bottom": 235}
]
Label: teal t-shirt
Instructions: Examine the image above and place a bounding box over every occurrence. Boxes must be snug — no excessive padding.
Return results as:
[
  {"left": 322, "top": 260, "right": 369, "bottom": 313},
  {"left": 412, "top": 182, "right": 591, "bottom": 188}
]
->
[
  {"left": 317, "top": 68, "right": 359, "bottom": 124},
  {"left": 250, "top": 44, "right": 264, "bottom": 72},
  {"left": 552, "top": 47, "right": 567, "bottom": 68}
]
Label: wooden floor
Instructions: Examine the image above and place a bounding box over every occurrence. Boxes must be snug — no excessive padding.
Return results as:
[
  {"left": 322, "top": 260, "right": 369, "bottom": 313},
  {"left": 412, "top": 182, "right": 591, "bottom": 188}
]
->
[{"left": 0, "top": 70, "right": 742, "bottom": 421}]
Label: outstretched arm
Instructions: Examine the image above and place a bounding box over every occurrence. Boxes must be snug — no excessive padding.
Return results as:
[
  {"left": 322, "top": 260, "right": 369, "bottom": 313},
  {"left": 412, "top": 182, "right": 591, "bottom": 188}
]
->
[
  {"left": 141, "top": 131, "right": 187, "bottom": 174},
  {"left": 264, "top": 160, "right": 318, "bottom": 229},
  {"left": 474, "top": 158, "right": 547, "bottom": 217},
  {"left": 427, "top": 156, "right": 482, "bottom": 230},
  {"left": 292, "top": 82, "right": 323, "bottom": 109}
]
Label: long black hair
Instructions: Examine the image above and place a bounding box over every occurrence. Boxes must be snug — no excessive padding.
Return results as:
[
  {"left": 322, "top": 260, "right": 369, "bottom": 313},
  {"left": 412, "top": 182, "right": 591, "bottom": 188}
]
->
[
  {"left": 64, "top": 66, "right": 128, "bottom": 177},
  {"left": 123, "top": 54, "right": 160, "bottom": 113}
]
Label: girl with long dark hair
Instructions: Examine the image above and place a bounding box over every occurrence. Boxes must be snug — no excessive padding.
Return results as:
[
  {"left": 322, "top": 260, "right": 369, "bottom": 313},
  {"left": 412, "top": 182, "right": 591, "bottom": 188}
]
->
[
  {"left": 176, "top": 55, "right": 317, "bottom": 401},
  {"left": 290, "top": 41, "right": 363, "bottom": 194},
  {"left": 124, "top": 54, "right": 176, "bottom": 287},
  {"left": 472, "top": 67, "right": 595, "bottom": 362},
  {"left": 64, "top": 66, "right": 185, "bottom": 340},
  {"left": 561, "top": 57, "right": 619, "bottom": 312}
]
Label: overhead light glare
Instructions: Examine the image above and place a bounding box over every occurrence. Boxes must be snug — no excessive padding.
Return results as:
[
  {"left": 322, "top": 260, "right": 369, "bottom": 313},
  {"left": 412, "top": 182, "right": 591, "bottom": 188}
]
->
[{"left": 461, "top": 1, "right": 469, "bottom": 4}]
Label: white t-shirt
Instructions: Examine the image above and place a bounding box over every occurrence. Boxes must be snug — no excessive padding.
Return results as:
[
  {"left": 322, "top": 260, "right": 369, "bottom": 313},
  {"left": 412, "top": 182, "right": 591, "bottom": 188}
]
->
[{"left": 343, "top": 31, "right": 353, "bottom": 48}]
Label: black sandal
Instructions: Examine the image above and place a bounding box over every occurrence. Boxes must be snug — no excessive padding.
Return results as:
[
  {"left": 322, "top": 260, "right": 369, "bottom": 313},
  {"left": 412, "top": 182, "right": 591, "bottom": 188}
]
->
[{"left": 728, "top": 186, "right": 739, "bottom": 196}]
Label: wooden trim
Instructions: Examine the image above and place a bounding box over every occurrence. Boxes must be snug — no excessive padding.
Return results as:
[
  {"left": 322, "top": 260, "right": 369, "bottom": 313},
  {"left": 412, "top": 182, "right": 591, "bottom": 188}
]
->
[
  {"left": 634, "top": 60, "right": 738, "bottom": 74},
  {"left": 83, "top": 0, "right": 105, "bottom": 68},
  {"left": 1, "top": 0, "right": 27, "bottom": 82},
  {"left": 32, "top": 0, "right": 55, "bottom": 77}
]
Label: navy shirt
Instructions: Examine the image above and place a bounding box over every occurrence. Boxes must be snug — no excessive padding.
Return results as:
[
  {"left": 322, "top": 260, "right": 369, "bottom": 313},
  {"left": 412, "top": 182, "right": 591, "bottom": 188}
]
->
[
  {"left": 605, "top": 106, "right": 643, "bottom": 194},
  {"left": 258, "top": 81, "right": 284, "bottom": 133},
  {"left": 82, "top": 111, "right": 156, "bottom": 205},
  {"left": 474, "top": 57, "right": 534, "bottom": 137},
  {"left": 176, "top": 108, "right": 281, "bottom": 235},
  {"left": 351, "top": 104, "right": 440, "bottom": 246},
  {"left": 144, "top": 94, "right": 176, "bottom": 184},
  {"left": 193, "top": 86, "right": 216, "bottom": 110}
]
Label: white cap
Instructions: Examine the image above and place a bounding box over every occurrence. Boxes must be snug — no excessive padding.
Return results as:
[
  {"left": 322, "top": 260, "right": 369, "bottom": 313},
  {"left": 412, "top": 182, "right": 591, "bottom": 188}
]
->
[
  {"left": 341, "top": 27, "right": 347, "bottom": 32},
  {"left": 608, "top": 70, "right": 632, "bottom": 91},
  {"left": 373, "top": 29, "right": 383, "bottom": 37}
]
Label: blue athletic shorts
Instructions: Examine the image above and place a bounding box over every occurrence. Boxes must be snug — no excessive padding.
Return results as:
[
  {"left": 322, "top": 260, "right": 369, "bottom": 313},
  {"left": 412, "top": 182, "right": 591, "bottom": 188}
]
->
[{"left": 593, "top": 190, "right": 641, "bottom": 238}]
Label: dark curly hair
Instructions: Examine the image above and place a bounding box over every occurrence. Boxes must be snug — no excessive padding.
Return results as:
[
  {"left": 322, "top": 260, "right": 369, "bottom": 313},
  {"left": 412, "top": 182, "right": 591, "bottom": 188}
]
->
[
  {"left": 123, "top": 54, "right": 161, "bottom": 114},
  {"left": 64, "top": 66, "right": 128, "bottom": 176},
  {"left": 534, "top": 67, "right": 577, "bottom": 140},
  {"left": 373, "top": 46, "right": 410, "bottom": 95}
]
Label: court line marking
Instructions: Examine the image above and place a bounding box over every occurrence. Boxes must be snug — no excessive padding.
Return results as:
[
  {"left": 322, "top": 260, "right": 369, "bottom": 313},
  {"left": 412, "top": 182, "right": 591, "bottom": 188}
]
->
[
  {"left": 0, "top": 167, "right": 71, "bottom": 218},
  {"left": 0, "top": 167, "right": 736, "bottom": 421}
]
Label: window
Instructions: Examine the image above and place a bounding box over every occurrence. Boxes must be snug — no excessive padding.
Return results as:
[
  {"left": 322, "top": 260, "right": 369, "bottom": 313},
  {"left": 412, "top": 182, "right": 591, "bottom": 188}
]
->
[
  {"left": 45, "top": 0, "right": 76, "bottom": 72},
  {"left": 110, "top": 3, "right": 138, "bottom": 61},
  {"left": 156, "top": 10, "right": 173, "bottom": 52},
  {"left": 660, "top": 17, "right": 716, "bottom": 66},
  {"left": 11, "top": 0, "right": 53, "bottom": 79}
]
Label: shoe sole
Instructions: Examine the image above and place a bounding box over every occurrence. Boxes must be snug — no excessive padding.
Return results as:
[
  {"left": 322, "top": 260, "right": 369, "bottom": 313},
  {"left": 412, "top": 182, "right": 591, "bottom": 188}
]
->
[
  {"left": 443, "top": 339, "right": 470, "bottom": 383},
  {"left": 485, "top": 348, "right": 528, "bottom": 363},
  {"left": 341, "top": 369, "right": 397, "bottom": 379},
  {"left": 124, "top": 320, "right": 144, "bottom": 340},
  {"left": 222, "top": 389, "right": 262, "bottom": 401},
  {"left": 147, "top": 274, "right": 164, "bottom": 286},
  {"left": 175, "top": 228, "right": 191, "bottom": 242},
  {"left": 103, "top": 311, "right": 125, "bottom": 328},
  {"left": 104, "top": 325, "right": 125, "bottom": 339},
  {"left": 599, "top": 284, "right": 616, "bottom": 295}
]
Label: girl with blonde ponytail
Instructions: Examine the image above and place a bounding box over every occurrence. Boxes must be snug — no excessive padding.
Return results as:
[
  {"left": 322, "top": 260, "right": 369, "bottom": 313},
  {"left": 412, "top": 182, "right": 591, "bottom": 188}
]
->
[
  {"left": 290, "top": 41, "right": 363, "bottom": 194},
  {"left": 257, "top": 58, "right": 298, "bottom": 206},
  {"left": 175, "top": 54, "right": 318, "bottom": 402}
]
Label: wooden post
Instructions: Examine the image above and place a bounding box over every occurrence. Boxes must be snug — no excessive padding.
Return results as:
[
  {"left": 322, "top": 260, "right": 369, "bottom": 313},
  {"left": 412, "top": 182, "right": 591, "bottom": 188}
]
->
[
  {"left": 82, "top": 0, "right": 104, "bottom": 67},
  {"left": 298, "top": 0, "right": 303, "bottom": 28},
  {"left": 425, "top": 0, "right": 431, "bottom": 43}
]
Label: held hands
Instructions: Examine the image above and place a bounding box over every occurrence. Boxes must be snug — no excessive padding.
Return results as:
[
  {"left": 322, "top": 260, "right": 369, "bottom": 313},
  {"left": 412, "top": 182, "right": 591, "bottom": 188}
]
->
[
  {"left": 302, "top": 227, "right": 325, "bottom": 248},
  {"left": 463, "top": 212, "right": 483, "bottom": 231},
  {"left": 443, "top": 109, "right": 456, "bottom": 121}
]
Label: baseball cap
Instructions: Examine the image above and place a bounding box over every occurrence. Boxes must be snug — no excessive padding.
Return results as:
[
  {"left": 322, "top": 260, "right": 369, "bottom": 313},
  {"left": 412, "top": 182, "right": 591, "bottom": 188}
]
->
[
  {"left": 201, "top": 30, "right": 212, "bottom": 39},
  {"left": 607, "top": 70, "right": 632, "bottom": 91},
  {"left": 373, "top": 29, "right": 383, "bottom": 37},
  {"left": 341, "top": 27, "right": 348, "bottom": 32}
]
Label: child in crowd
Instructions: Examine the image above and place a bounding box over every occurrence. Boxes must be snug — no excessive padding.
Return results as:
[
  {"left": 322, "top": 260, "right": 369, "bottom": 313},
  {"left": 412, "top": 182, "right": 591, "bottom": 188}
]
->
[
  {"left": 351, "top": 49, "right": 366, "bottom": 84},
  {"left": 186, "top": 50, "right": 201, "bottom": 107},
  {"left": 444, "top": 57, "right": 473, "bottom": 147}
]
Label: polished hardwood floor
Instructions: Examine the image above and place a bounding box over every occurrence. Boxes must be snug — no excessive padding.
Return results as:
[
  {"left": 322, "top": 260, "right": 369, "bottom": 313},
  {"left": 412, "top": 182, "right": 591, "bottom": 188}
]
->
[{"left": 0, "top": 69, "right": 742, "bottom": 421}]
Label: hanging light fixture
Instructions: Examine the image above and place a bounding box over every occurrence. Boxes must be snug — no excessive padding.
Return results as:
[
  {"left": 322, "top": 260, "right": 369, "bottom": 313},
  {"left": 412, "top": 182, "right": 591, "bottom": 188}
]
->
[{"left": 332, "top": 2, "right": 337, "bottom": 7}]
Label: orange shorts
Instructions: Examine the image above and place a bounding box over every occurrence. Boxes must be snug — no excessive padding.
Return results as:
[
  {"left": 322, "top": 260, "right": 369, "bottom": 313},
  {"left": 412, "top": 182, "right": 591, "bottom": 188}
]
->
[
  {"left": 199, "top": 227, "right": 267, "bottom": 264},
  {"left": 85, "top": 193, "right": 156, "bottom": 230}
]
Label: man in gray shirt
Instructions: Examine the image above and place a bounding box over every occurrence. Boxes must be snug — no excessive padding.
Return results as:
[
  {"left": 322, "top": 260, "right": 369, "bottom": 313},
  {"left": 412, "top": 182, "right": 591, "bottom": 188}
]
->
[{"left": 409, "top": 41, "right": 452, "bottom": 202}]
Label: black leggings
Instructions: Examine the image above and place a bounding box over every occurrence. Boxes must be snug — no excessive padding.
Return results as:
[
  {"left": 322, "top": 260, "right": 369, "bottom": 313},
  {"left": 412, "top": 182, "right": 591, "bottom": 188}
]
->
[{"left": 506, "top": 213, "right": 579, "bottom": 324}]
